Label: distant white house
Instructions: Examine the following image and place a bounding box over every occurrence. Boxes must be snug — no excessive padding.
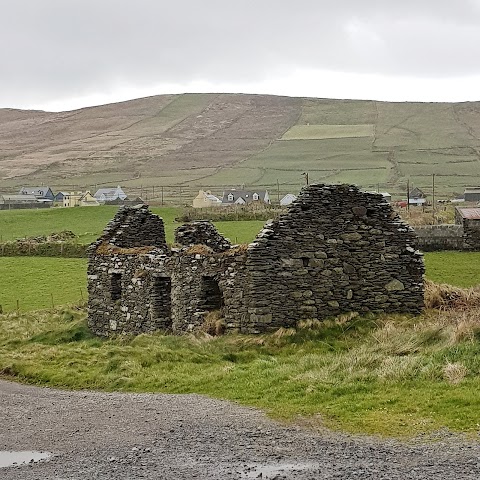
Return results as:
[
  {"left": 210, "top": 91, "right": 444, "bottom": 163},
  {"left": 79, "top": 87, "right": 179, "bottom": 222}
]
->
[
  {"left": 221, "top": 189, "right": 270, "bottom": 205},
  {"left": 94, "top": 186, "right": 127, "bottom": 203},
  {"left": 192, "top": 190, "right": 222, "bottom": 208},
  {"left": 280, "top": 194, "right": 297, "bottom": 206}
]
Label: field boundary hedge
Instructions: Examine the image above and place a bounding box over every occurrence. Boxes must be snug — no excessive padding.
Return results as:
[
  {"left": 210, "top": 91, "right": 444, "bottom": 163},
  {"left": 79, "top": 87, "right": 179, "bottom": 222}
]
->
[{"left": 0, "top": 241, "right": 87, "bottom": 258}]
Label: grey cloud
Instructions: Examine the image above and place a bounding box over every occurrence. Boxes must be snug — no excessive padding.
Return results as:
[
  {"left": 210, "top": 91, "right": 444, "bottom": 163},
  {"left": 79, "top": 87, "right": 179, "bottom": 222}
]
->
[{"left": 1, "top": 0, "right": 480, "bottom": 107}]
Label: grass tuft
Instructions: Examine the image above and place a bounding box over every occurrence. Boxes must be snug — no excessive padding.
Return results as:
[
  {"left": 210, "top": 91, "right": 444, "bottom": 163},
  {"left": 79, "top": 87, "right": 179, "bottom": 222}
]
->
[{"left": 424, "top": 279, "right": 480, "bottom": 310}]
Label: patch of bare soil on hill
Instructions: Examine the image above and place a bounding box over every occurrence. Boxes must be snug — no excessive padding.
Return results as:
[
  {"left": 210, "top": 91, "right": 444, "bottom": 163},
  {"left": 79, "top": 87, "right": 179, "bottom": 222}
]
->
[{"left": 0, "top": 94, "right": 301, "bottom": 185}]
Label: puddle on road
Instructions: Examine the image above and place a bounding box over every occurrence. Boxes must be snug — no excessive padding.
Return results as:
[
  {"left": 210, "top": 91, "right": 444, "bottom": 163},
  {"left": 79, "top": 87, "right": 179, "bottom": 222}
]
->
[
  {"left": 0, "top": 451, "right": 51, "bottom": 468},
  {"left": 241, "top": 462, "right": 318, "bottom": 478}
]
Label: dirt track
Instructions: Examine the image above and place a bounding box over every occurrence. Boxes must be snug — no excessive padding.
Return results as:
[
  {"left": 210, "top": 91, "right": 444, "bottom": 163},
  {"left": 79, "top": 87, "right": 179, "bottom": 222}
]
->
[{"left": 1, "top": 379, "right": 479, "bottom": 479}]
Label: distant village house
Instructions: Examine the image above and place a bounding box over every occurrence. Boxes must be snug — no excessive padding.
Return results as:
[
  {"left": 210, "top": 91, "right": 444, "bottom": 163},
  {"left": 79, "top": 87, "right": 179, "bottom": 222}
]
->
[
  {"left": 221, "top": 189, "right": 270, "bottom": 205},
  {"left": 0, "top": 194, "right": 50, "bottom": 210},
  {"left": 280, "top": 193, "right": 297, "bottom": 206},
  {"left": 63, "top": 191, "right": 100, "bottom": 207},
  {"left": 94, "top": 186, "right": 127, "bottom": 203},
  {"left": 408, "top": 187, "right": 426, "bottom": 206},
  {"left": 192, "top": 190, "right": 223, "bottom": 208}
]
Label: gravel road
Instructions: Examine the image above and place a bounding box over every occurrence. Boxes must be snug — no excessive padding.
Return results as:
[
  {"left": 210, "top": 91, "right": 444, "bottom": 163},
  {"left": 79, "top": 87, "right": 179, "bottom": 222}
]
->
[{"left": 1, "top": 379, "right": 479, "bottom": 479}]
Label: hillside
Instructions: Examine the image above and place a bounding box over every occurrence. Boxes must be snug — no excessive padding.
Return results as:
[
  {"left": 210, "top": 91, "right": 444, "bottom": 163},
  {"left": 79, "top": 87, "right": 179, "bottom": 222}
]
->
[{"left": 1, "top": 93, "right": 480, "bottom": 200}]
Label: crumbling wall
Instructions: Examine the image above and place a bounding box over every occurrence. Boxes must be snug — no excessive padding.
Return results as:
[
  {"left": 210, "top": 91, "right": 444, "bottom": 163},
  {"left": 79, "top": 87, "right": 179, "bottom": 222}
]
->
[
  {"left": 88, "top": 187, "right": 425, "bottom": 337},
  {"left": 89, "top": 205, "right": 167, "bottom": 251},
  {"left": 170, "top": 247, "right": 248, "bottom": 333},
  {"left": 87, "top": 205, "right": 171, "bottom": 336},
  {"left": 87, "top": 251, "right": 171, "bottom": 336},
  {"left": 174, "top": 221, "right": 231, "bottom": 252},
  {"left": 242, "top": 184, "right": 424, "bottom": 332}
]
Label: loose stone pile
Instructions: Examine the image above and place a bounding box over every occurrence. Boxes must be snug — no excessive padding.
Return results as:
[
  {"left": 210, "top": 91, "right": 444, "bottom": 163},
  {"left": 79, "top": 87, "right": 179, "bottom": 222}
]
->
[{"left": 87, "top": 184, "right": 425, "bottom": 337}]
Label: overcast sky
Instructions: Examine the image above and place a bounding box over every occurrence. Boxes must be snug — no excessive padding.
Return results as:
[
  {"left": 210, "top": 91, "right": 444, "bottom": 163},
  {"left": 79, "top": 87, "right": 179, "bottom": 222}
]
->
[{"left": 2, "top": 0, "right": 480, "bottom": 111}]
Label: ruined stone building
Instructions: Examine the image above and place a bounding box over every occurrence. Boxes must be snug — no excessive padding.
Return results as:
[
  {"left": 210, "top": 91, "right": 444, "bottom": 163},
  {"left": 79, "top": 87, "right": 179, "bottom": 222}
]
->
[{"left": 87, "top": 184, "right": 425, "bottom": 336}]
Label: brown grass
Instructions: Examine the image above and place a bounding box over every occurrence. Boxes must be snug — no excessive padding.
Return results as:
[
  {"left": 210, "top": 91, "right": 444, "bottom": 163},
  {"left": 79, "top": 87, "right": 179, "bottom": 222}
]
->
[
  {"left": 199, "top": 310, "right": 226, "bottom": 336},
  {"left": 424, "top": 279, "right": 480, "bottom": 310},
  {"left": 443, "top": 362, "right": 468, "bottom": 384},
  {"left": 184, "top": 244, "right": 214, "bottom": 255},
  {"left": 96, "top": 242, "right": 156, "bottom": 255},
  {"left": 221, "top": 243, "right": 249, "bottom": 256},
  {"left": 399, "top": 207, "right": 454, "bottom": 226}
]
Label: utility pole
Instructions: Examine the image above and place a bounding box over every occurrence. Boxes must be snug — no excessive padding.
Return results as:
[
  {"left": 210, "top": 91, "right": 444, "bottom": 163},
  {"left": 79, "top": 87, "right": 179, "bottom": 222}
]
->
[
  {"left": 302, "top": 172, "right": 309, "bottom": 185},
  {"left": 277, "top": 179, "right": 280, "bottom": 204},
  {"left": 407, "top": 179, "right": 410, "bottom": 213},
  {"left": 432, "top": 173, "right": 436, "bottom": 222},
  {"left": 161, "top": 186, "right": 164, "bottom": 206}
]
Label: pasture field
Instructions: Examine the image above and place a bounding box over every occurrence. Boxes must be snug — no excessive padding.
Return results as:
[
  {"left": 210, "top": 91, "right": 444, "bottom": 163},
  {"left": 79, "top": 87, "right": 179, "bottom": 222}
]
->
[
  {"left": 1, "top": 252, "right": 479, "bottom": 313},
  {"left": 0, "top": 257, "right": 87, "bottom": 311},
  {"left": 422, "top": 252, "right": 480, "bottom": 287},
  {"left": 298, "top": 99, "right": 377, "bottom": 125},
  {"left": 281, "top": 124, "right": 374, "bottom": 140},
  {"left": 0, "top": 206, "right": 181, "bottom": 244},
  {"left": 0, "top": 206, "right": 265, "bottom": 246}
]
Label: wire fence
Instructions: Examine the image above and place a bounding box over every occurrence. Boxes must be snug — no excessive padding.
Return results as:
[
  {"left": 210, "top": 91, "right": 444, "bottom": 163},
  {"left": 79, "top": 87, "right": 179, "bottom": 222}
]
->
[{"left": 0, "top": 289, "right": 86, "bottom": 314}]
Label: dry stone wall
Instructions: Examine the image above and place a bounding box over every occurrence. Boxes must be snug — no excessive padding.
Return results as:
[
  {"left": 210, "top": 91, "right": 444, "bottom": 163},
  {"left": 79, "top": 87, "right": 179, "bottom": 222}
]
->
[
  {"left": 87, "top": 185, "right": 425, "bottom": 337},
  {"left": 174, "top": 221, "right": 231, "bottom": 252},
  {"left": 243, "top": 184, "right": 424, "bottom": 332},
  {"left": 462, "top": 219, "right": 480, "bottom": 251},
  {"left": 88, "top": 251, "right": 171, "bottom": 335},
  {"left": 414, "top": 225, "right": 464, "bottom": 251}
]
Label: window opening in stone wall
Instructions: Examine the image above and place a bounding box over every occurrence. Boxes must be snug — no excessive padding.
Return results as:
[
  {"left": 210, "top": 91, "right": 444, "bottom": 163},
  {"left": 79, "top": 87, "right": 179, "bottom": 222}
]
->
[
  {"left": 200, "top": 276, "right": 223, "bottom": 311},
  {"left": 151, "top": 276, "right": 172, "bottom": 319},
  {"left": 111, "top": 273, "right": 122, "bottom": 301},
  {"left": 302, "top": 257, "right": 310, "bottom": 267}
]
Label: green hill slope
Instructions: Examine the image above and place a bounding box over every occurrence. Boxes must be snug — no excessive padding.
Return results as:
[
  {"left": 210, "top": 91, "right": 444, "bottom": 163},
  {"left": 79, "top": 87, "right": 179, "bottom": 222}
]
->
[{"left": 1, "top": 94, "right": 480, "bottom": 200}]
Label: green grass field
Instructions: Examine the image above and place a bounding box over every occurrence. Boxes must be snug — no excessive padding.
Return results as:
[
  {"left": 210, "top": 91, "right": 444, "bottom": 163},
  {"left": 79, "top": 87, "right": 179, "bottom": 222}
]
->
[
  {"left": 0, "top": 206, "right": 264, "bottom": 245},
  {"left": 0, "top": 257, "right": 87, "bottom": 312},
  {"left": 0, "top": 251, "right": 478, "bottom": 313}
]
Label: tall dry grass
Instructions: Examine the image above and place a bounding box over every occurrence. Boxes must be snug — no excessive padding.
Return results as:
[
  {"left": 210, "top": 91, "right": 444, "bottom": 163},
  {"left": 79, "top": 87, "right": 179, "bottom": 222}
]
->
[{"left": 424, "top": 279, "right": 480, "bottom": 310}]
